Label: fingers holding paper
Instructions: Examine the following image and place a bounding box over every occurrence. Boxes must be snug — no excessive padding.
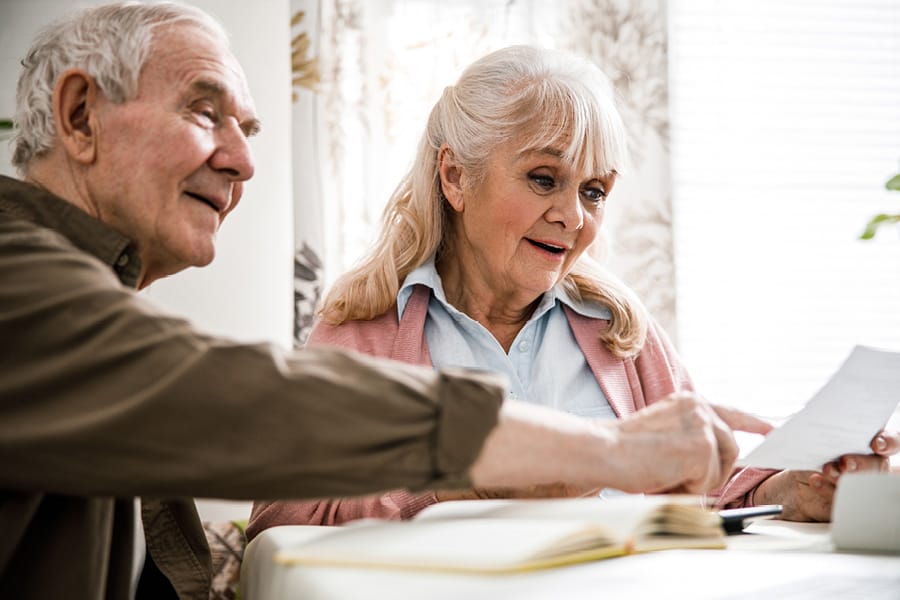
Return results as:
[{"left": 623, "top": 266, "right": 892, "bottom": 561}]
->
[
  {"left": 869, "top": 429, "right": 900, "bottom": 458},
  {"left": 815, "top": 428, "right": 895, "bottom": 488},
  {"left": 751, "top": 429, "right": 896, "bottom": 522}
]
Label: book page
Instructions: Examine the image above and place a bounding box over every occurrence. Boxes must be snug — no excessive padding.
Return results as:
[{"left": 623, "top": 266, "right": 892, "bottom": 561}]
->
[
  {"left": 738, "top": 346, "right": 900, "bottom": 470},
  {"left": 275, "top": 496, "right": 724, "bottom": 574},
  {"left": 275, "top": 518, "right": 624, "bottom": 573},
  {"left": 416, "top": 496, "right": 720, "bottom": 539}
]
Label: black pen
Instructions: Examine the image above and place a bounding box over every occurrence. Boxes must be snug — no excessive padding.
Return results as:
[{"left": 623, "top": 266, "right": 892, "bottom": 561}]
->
[{"left": 719, "top": 505, "right": 784, "bottom": 534}]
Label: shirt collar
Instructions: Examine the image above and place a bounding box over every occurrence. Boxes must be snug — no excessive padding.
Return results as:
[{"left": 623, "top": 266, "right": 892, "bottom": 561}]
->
[
  {"left": 398, "top": 257, "right": 612, "bottom": 321},
  {"left": 0, "top": 176, "right": 142, "bottom": 288}
]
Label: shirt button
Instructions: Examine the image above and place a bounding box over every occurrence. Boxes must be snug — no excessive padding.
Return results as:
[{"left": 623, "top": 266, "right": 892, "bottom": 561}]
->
[
  {"left": 116, "top": 254, "right": 130, "bottom": 267},
  {"left": 518, "top": 340, "right": 529, "bottom": 352}
]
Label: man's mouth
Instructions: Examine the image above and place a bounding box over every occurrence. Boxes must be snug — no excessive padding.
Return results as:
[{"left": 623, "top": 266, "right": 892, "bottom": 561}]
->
[
  {"left": 186, "top": 191, "right": 222, "bottom": 213},
  {"left": 526, "top": 239, "right": 566, "bottom": 254}
]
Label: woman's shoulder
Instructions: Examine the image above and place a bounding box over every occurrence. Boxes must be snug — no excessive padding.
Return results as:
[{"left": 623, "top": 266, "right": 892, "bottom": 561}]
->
[{"left": 306, "top": 309, "right": 401, "bottom": 358}]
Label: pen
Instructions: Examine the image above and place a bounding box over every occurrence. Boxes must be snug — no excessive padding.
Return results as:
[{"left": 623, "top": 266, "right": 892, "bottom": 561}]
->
[{"left": 719, "top": 505, "right": 783, "bottom": 534}]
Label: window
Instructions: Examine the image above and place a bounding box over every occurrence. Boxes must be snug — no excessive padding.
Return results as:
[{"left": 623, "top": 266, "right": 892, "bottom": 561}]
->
[{"left": 669, "top": 0, "right": 900, "bottom": 421}]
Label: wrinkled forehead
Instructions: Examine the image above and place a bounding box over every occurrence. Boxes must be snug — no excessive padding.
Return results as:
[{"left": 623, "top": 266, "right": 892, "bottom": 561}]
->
[{"left": 145, "top": 23, "right": 256, "bottom": 114}]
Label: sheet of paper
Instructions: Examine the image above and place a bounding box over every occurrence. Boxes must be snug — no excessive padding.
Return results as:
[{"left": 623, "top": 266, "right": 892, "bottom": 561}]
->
[{"left": 738, "top": 345, "right": 900, "bottom": 470}]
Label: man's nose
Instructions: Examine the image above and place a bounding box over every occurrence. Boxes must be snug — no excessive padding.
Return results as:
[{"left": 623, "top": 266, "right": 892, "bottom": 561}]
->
[{"left": 210, "top": 119, "right": 255, "bottom": 182}]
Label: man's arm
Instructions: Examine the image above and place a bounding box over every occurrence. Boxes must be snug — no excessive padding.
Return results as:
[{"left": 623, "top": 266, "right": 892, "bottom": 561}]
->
[
  {"left": 0, "top": 219, "right": 502, "bottom": 500},
  {"left": 473, "top": 393, "right": 754, "bottom": 495}
]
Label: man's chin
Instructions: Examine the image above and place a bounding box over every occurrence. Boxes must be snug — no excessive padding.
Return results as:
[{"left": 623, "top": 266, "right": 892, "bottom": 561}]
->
[
  {"left": 191, "top": 250, "right": 216, "bottom": 268},
  {"left": 184, "top": 234, "right": 218, "bottom": 268},
  {"left": 162, "top": 246, "right": 216, "bottom": 276}
]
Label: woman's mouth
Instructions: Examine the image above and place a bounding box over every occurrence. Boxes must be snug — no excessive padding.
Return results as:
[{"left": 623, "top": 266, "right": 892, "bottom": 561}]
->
[{"left": 526, "top": 239, "right": 566, "bottom": 254}]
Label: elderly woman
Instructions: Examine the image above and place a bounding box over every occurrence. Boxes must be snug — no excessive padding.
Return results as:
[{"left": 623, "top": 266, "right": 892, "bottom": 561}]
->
[{"left": 248, "top": 45, "right": 895, "bottom": 538}]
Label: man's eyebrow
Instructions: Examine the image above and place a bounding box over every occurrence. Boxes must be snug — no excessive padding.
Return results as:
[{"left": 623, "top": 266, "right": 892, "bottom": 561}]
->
[
  {"left": 241, "top": 117, "right": 262, "bottom": 138},
  {"left": 189, "top": 79, "right": 262, "bottom": 138}
]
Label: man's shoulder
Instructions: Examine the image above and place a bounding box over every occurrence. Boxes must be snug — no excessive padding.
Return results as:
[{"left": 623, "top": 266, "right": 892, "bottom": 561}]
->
[
  {"left": 0, "top": 176, "right": 85, "bottom": 252},
  {"left": 0, "top": 207, "right": 123, "bottom": 296},
  {"left": 0, "top": 209, "right": 76, "bottom": 252}
]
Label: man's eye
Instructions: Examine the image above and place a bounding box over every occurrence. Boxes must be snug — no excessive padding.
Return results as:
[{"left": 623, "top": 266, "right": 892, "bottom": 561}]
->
[
  {"left": 194, "top": 104, "right": 218, "bottom": 124},
  {"left": 529, "top": 174, "right": 555, "bottom": 190},
  {"left": 581, "top": 186, "right": 607, "bottom": 203}
]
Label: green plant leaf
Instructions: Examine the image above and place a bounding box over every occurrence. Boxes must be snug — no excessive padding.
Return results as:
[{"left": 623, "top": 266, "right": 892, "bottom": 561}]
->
[
  {"left": 887, "top": 174, "right": 900, "bottom": 191},
  {"left": 860, "top": 213, "right": 900, "bottom": 240}
]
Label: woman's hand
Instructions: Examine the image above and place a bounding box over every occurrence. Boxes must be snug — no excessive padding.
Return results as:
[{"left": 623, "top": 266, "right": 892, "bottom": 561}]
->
[{"left": 752, "top": 429, "right": 898, "bottom": 521}]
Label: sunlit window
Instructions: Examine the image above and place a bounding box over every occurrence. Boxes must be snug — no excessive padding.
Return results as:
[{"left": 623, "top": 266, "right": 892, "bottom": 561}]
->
[{"left": 669, "top": 0, "right": 900, "bottom": 421}]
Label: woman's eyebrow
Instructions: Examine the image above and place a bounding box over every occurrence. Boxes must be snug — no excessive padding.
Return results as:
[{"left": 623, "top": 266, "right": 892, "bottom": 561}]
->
[{"left": 525, "top": 146, "right": 565, "bottom": 158}]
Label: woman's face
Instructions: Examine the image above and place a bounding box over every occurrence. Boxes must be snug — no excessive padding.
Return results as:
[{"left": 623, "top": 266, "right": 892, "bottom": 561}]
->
[{"left": 442, "top": 133, "right": 616, "bottom": 307}]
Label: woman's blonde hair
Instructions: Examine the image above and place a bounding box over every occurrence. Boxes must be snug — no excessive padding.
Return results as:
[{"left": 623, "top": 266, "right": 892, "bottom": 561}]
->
[{"left": 320, "top": 45, "right": 647, "bottom": 357}]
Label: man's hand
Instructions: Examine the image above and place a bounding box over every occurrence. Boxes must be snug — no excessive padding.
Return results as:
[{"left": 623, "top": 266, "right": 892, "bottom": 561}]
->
[
  {"left": 610, "top": 393, "right": 771, "bottom": 495},
  {"left": 470, "top": 395, "right": 770, "bottom": 497},
  {"left": 752, "top": 429, "right": 898, "bottom": 521}
]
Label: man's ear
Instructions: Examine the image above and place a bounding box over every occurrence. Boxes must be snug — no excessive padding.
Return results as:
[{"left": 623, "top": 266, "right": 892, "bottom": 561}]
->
[
  {"left": 53, "top": 69, "right": 99, "bottom": 165},
  {"left": 438, "top": 144, "right": 465, "bottom": 212}
]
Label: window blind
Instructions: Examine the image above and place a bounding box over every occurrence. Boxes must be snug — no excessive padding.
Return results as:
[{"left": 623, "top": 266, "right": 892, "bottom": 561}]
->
[{"left": 669, "top": 0, "right": 900, "bottom": 420}]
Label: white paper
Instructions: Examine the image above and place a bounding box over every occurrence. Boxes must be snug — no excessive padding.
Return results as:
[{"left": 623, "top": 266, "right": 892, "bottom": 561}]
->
[{"left": 738, "top": 345, "right": 900, "bottom": 470}]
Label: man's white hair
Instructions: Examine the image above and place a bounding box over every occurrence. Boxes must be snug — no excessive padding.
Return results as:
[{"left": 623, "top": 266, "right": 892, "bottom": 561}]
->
[{"left": 12, "top": 1, "right": 228, "bottom": 174}]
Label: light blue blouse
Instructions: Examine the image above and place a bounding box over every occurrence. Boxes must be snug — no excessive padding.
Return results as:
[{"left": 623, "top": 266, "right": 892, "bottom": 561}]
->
[{"left": 398, "top": 259, "right": 618, "bottom": 421}]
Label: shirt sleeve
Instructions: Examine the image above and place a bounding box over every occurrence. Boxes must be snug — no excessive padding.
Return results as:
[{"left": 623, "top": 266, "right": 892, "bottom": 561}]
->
[
  {"left": 0, "top": 219, "right": 505, "bottom": 500},
  {"left": 244, "top": 316, "right": 447, "bottom": 537},
  {"left": 245, "top": 488, "right": 439, "bottom": 540}
]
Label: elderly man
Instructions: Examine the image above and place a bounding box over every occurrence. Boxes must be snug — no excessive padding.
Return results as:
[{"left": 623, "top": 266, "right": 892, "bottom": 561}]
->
[{"left": 0, "top": 2, "right": 792, "bottom": 599}]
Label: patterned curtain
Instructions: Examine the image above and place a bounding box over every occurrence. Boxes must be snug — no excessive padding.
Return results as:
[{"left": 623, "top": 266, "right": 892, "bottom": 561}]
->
[{"left": 289, "top": 0, "right": 675, "bottom": 344}]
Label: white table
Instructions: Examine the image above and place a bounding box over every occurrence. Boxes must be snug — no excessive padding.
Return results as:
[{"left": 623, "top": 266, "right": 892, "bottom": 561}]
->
[{"left": 241, "top": 520, "right": 900, "bottom": 600}]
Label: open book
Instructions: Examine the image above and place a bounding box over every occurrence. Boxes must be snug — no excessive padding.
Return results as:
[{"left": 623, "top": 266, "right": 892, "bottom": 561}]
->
[{"left": 274, "top": 495, "right": 726, "bottom": 574}]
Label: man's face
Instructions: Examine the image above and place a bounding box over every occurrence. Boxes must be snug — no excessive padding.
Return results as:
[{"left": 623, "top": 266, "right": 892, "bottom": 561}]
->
[{"left": 87, "top": 23, "right": 259, "bottom": 285}]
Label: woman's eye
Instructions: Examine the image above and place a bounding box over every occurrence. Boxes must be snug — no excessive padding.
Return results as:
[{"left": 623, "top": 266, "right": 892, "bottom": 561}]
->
[
  {"left": 581, "top": 186, "right": 607, "bottom": 204},
  {"left": 529, "top": 174, "right": 555, "bottom": 191}
]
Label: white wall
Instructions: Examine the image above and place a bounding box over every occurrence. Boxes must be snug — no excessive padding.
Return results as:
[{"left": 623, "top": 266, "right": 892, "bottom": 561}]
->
[
  {"left": 0, "top": 0, "right": 293, "bottom": 521},
  {"left": 142, "top": 0, "right": 294, "bottom": 348}
]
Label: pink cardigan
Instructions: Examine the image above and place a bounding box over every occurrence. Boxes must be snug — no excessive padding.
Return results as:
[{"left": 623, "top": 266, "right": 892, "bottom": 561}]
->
[{"left": 247, "top": 285, "right": 773, "bottom": 540}]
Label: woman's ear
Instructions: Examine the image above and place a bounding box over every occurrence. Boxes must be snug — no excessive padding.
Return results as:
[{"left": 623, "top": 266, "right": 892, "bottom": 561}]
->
[
  {"left": 438, "top": 144, "right": 465, "bottom": 212},
  {"left": 53, "top": 69, "right": 99, "bottom": 165}
]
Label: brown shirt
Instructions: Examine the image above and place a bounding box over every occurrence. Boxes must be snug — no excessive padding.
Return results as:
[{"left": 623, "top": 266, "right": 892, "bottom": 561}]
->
[{"left": 0, "top": 175, "right": 504, "bottom": 599}]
